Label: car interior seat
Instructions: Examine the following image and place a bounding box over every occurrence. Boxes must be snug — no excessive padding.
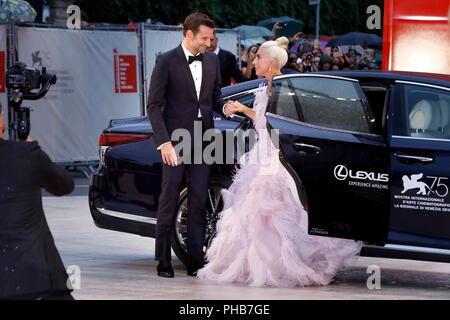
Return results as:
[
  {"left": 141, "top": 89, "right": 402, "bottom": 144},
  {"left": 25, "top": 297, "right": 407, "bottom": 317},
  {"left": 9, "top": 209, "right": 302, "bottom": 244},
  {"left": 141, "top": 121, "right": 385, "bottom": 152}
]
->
[{"left": 409, "top": 99, "right": 442, "bottom": 138}]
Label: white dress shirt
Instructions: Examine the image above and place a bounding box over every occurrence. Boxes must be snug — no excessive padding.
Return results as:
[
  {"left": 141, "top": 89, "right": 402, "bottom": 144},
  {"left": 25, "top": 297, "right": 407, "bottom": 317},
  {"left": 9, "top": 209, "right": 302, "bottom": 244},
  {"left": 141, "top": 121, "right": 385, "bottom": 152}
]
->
[{"left": 181, "top": 41, "right": 202, "bottom": 116}]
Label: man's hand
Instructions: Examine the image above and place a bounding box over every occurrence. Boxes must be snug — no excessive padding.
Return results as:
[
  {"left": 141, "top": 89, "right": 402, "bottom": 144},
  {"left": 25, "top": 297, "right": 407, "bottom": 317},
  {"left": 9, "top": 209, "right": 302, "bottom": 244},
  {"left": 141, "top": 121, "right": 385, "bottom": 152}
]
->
[
  {"left": 224, "top": 101, "right": 235, "bottom": 116},
  {"left": 160, "top": 142, "right": 178, "bottom": 167},
  {"left": 26, "top": 136, "right": 33, "bottom": 142}
]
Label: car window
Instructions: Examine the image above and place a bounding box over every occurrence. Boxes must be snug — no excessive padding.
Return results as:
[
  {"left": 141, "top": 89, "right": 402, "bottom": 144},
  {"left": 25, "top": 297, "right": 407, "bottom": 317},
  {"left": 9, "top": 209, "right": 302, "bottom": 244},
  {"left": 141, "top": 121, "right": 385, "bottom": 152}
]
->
[
  {"left": 395, "top": 84, "right": 450, "bottom": 140},
  {"left": 269, "top": 77, "right": 375, "bottom": 134}
]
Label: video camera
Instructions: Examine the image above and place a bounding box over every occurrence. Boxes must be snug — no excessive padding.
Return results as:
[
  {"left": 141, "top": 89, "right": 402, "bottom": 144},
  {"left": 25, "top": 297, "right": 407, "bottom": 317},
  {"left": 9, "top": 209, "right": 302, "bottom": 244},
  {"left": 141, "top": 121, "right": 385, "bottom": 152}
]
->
[{"left": 5, "top": 62, "right": 56, "bottom": 140}]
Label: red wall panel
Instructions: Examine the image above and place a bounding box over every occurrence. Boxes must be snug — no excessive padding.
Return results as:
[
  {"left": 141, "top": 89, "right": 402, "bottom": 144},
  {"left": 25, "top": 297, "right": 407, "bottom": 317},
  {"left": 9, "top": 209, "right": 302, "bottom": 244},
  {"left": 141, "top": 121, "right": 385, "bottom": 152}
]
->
[{"left": 382, "top": 0, "right": 450, "bottom": 74}]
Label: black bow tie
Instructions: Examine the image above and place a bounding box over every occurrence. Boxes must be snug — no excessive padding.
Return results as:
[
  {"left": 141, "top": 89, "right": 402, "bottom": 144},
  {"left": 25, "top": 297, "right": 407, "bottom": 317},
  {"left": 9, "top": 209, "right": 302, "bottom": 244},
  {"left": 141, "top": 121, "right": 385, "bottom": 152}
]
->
[{"left": 188, "top": 54, "right": 204, "bottom": 64}]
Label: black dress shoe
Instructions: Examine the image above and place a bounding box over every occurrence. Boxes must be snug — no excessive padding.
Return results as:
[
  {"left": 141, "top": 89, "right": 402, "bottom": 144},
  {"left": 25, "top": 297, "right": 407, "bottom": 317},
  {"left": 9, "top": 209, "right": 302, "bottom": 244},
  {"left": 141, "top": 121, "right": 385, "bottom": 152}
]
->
[
  {"left": 187, "top": 260, "right": 205, "bottom": 276},
  {"left": 157, "top": 260, "right": 174, "bottom": 278}
]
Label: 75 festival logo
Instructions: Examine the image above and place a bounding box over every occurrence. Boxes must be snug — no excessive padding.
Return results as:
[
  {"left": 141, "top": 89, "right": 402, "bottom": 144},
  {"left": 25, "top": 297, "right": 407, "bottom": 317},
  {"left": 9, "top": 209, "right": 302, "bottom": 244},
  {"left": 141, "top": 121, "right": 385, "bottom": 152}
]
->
[{"left": 401, "top": 173, "right": 449, "bottom": 198}]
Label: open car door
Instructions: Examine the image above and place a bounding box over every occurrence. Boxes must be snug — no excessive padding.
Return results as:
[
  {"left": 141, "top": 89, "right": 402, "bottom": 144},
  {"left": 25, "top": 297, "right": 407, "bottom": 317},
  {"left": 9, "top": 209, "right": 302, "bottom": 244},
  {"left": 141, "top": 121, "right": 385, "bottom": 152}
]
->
[{"left": 266, "top": 74, "right": 390, "bottom": 243}]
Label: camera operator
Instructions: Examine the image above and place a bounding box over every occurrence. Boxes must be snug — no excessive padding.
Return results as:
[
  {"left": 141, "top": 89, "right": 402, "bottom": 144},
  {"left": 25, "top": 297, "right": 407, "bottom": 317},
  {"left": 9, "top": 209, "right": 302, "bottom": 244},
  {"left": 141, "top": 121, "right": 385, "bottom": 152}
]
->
[{"left": 0, "top": 102, "right": 75, "bottom": 300}]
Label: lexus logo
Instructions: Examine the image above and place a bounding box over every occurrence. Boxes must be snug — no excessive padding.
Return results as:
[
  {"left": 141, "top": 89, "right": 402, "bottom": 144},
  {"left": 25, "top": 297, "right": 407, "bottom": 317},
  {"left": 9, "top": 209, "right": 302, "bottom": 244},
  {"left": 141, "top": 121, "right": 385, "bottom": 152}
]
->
[
  {"left": 334, "top": 165, "right": 348, "bottom": 181},
  {"left": 333, "top": 164, "right": 390, "bottom": 183}
]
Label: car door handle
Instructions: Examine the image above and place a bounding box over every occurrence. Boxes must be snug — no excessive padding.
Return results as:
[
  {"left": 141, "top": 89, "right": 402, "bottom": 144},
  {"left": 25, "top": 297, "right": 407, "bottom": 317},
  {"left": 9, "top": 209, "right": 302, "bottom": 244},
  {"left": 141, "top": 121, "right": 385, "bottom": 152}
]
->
[
  {"left": 293, "top": 143, "right": 321, "bottom": 154},
  {"left": 394, "top": 153, "right": 435, "bottom": 164}
]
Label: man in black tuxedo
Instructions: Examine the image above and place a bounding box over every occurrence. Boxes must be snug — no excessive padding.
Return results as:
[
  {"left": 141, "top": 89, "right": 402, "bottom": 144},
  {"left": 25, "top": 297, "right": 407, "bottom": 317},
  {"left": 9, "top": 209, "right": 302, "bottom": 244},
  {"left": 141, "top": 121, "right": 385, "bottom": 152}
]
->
[
  {"left": 0, "top": 103, "right": 75, "bottom": 300},
  {"left": 207, "top": 32, "right": 246, "bottom": 87},
  {"left": 147, "top": 13, "right": 232, "bottom": 277}
]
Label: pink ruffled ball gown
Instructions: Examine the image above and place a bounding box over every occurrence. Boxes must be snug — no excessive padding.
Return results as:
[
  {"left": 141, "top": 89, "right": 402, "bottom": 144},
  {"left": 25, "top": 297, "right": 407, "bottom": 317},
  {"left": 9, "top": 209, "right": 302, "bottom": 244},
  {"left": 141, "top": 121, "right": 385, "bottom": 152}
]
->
[{"left": 197, "top": 84, "right": 363, "bottom": 287}]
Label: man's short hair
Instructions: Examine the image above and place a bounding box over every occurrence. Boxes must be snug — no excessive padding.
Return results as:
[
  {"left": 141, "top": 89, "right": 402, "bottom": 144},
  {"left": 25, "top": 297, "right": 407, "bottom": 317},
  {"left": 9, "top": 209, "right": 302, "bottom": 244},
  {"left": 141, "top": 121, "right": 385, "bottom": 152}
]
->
[
  {"left": 0, "top": 102, "right": 2, "bottom": 116},
  {"left": 183, "top": 12, "right": 215, "bottom": 37}
]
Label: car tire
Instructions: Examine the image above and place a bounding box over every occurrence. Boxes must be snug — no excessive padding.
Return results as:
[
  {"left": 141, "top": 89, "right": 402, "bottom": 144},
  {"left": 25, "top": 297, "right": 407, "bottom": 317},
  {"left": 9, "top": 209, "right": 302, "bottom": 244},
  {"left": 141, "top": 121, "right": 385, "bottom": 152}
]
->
[{"left": 171, "top": 183, "right": 225, "bottom": 267}]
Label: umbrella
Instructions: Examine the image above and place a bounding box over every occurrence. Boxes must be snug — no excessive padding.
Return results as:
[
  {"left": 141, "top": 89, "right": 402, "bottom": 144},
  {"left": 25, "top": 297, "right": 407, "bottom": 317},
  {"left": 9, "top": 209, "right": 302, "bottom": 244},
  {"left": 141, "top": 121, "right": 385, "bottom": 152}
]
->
[
  {"left": 233, "top": 25, "right": 273, "bottom": 40},
  {"left": 0, "top": 0, "right": 37, "bottom": 22},
  {"left": 257, "top": 16, "right": 304, "bottom": 38},
  {"left": 325, "top": 32, "right": 382, "bottom": 48},
  {"left": 240, "top": 38, "right": 266, "bottom": 49}
]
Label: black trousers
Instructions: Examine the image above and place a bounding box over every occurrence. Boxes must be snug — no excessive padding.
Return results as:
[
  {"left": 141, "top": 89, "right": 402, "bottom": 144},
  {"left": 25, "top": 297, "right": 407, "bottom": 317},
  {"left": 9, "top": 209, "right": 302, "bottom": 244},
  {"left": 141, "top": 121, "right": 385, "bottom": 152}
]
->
[{"left": 155, "top": 119, "right": 211, "bottom": 263}]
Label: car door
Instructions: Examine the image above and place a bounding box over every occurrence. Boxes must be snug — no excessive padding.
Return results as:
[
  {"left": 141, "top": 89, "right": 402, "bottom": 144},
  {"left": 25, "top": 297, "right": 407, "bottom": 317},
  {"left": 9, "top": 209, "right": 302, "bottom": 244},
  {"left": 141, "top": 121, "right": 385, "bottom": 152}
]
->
[
  {"left": 388, "top": 81, "right": 450, "bottom": 249},
  {"left": 266, "top": 74, "right": 390, "bottom": 243}
]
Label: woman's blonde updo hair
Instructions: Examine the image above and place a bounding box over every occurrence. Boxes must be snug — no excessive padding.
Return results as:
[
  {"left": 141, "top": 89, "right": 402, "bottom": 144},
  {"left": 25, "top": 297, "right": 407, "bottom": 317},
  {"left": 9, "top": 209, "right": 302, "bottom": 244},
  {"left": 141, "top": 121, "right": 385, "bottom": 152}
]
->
[{"left": 260, "top": 36, "right": 289, "bottom": 69}]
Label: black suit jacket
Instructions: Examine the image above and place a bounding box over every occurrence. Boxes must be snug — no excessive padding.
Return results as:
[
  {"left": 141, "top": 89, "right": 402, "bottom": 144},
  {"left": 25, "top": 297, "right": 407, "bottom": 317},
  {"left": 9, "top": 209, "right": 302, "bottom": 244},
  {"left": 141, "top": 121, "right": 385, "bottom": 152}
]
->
[
  {"left": 147, "top": 44, "right": 225, "bottom": 149},
  {"left": 0, "top": 139, "right": 74, "bottom": 299},
  {"left": 217, "top": 48, "right": 246, "bottom": 87}
]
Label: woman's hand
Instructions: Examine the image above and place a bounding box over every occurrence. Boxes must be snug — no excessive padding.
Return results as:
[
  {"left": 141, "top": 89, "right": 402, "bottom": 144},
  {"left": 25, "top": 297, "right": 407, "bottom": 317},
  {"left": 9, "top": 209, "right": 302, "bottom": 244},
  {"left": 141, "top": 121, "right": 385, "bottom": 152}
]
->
[
  {"left": 228, "top": 101, "right": 245, "bottom": 114},
  {"left": 228, "top": 101, "right": 256, "bottom": 120}
]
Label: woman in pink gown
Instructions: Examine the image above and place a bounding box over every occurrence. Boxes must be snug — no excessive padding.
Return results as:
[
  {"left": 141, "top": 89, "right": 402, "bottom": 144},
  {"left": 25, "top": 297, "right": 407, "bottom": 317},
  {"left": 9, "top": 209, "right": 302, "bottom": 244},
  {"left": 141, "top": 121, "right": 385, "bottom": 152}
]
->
[{"left": 196, "top": 37, "right": 362, "bottom": 287}]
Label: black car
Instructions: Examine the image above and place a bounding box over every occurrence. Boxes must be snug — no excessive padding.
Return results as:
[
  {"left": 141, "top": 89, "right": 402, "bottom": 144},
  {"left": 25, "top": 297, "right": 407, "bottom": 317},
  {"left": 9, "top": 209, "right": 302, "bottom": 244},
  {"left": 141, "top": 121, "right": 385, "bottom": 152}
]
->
[{"left": 89, "top": 71, "right": 450, "bottom": 265}]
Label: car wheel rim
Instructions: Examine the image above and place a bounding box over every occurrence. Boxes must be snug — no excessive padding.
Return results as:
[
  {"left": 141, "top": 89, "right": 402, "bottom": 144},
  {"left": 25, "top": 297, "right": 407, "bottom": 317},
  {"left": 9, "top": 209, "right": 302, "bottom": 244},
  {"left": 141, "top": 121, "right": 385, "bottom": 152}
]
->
[{"left": 175, "top": 185, "right": 224, "bottom": 254}]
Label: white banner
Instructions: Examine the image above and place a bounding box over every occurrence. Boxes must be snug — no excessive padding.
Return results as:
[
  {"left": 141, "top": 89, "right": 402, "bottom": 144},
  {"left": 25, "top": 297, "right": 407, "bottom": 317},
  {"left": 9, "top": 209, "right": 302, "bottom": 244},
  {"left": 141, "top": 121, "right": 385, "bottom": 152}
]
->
[
  {"left": 17, "top": 28, "right": 141, "bottom": 162},
  {"left": 143, "top": 29, "right": 238, "bottom": 107},
  {"left": 0, "top": 24, "right": 7, "bottom": 139}
]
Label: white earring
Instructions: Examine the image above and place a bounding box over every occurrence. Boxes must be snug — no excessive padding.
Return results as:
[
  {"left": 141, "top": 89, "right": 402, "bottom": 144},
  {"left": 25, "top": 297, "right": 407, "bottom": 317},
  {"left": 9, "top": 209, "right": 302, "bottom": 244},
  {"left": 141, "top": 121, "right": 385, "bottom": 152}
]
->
[{"left": 269, "top": 66, "right": 272, "bottom": 72}]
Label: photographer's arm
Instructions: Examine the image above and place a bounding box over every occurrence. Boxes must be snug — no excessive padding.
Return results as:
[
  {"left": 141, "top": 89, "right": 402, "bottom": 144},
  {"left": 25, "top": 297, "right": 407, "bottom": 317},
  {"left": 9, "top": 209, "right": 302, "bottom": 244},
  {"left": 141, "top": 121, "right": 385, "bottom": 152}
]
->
[
  {"left": 312, "top": 63, "right": 319, "bottom": 72},
  {"left": 271, "top": 22, "right": 282, "bottom": 38},
  {"left": 34, "top": 142, "right": 74, "bottom": 196}
]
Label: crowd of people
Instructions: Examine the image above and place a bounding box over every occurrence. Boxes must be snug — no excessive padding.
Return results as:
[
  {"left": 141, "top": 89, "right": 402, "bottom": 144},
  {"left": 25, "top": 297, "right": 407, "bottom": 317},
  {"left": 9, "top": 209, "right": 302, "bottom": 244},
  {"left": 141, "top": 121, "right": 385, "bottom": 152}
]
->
[{"left": 236, "top": 32, "right": 381, "bottom": 82}]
